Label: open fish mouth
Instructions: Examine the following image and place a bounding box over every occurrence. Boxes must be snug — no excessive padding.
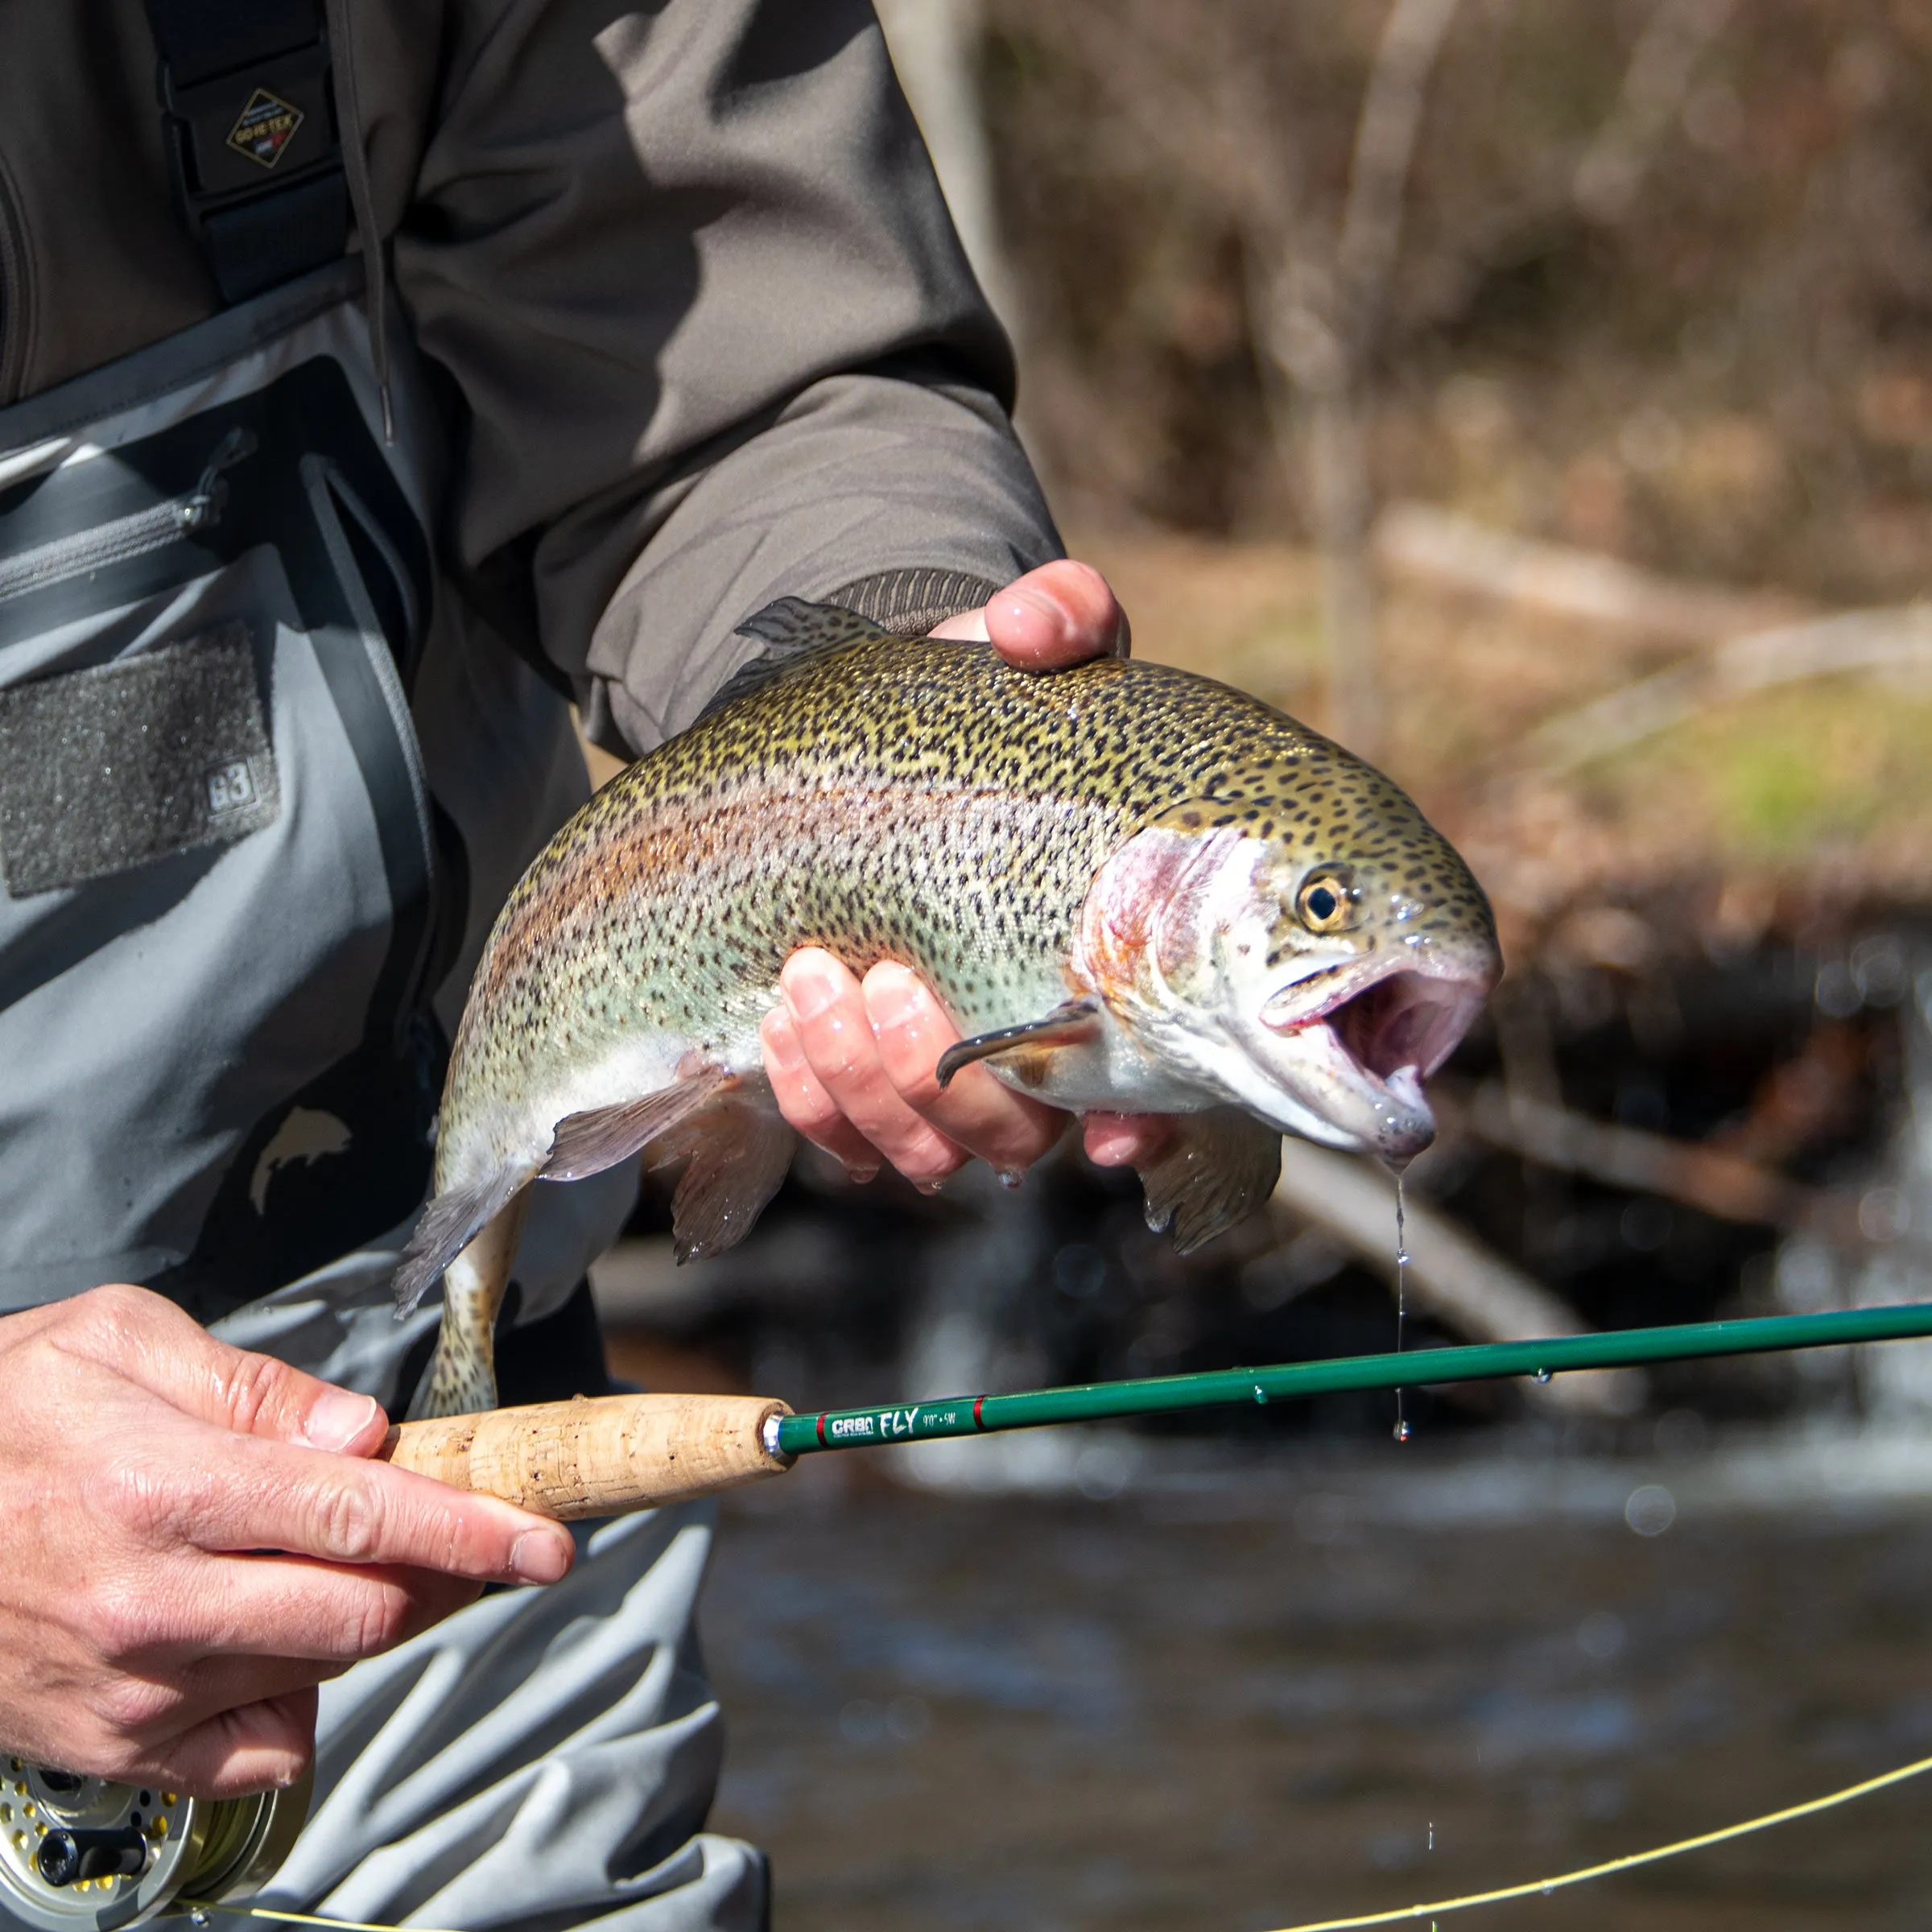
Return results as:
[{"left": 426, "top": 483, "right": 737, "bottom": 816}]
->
[
  {"left": 1257, "top": 964, "right": 1490, "bottom": 1160},
  {"left": 1325, "top": 970, "right": 1488, "bottom": 1087}
]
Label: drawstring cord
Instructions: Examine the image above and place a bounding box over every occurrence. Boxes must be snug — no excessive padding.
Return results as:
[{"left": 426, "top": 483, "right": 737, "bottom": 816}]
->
[{"left": 324, "top": 0, "right": 394, "bottom": 444}]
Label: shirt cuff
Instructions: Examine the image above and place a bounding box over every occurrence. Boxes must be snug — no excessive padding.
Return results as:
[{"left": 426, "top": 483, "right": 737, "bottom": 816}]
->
[{"left": 822, "top": 566, "right": 1001, "bottom": 636}]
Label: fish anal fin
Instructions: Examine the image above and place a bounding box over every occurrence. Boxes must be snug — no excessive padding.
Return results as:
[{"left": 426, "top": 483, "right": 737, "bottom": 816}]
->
[
  {"left": 1137, "top": 1108, "right": 1282, "bottom": 1256},
  {"left": 405, "top": 1189, "right": 531, "bottom": 1421},
  {"left": 645, "top": 1091, "right": 798, "bottom": 1262},
  {"left": 935, "top": 1000, "right": 1101, "bottom": 1089},
  {"left": 393, "top": 1167, "right": 530, "bottom": 1318},
  {"left": 543, "top": 1064, "right": 733, "bottom": 1183},
  {"left": 700, "top": 599, "right": 894, "bottom": 720}
]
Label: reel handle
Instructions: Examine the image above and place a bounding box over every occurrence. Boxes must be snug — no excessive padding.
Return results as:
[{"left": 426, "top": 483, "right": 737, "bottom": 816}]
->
[{"left": 379, "top": 1391, "right": 795, "bottom": 1520}]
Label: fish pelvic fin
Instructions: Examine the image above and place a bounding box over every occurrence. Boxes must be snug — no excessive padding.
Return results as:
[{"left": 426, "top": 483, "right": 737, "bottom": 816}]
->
[
  {"left": 542, "top": 1063, "right": 735, "bottom": 1183},
  {"left": 699, "top": 598, "right": 895, "bottom": 720},
  {"left": 935, "top": 1000, "right": 1102, "bottom": 1088},
  {"left": 404, "top": 1189, "right": 530, "bottom": 1421},
  {"left": 646, "top": 1088, "right": 798, "bottom": 1262},
  {"left": 1137, "top": 1108, "right": 1282, "bottom": 1256},
  {"left": 393, "top": 1166, "right": 531, "bottom": 1319}
]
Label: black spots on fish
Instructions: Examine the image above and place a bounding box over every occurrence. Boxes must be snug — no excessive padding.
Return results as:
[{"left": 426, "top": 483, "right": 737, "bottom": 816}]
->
[{"left": 446, "top": 638, "right": 1492, "bottom": 1135}]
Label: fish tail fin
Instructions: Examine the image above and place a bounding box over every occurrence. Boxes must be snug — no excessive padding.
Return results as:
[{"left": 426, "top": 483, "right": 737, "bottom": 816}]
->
[
  {"left": 1137, "top": 1108, "right": 1282, "bottom": 1255},
  {"left": 645, "top": 1087, "right": 797, "bottom": 1263},
  {"left": 405, "top": 1187, "right": 532, "bottom": 1421}
]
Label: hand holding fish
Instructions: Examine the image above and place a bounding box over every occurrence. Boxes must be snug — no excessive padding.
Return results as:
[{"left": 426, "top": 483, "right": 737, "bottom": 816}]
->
[
  {"left": 761, "top": 560, "right": 1170, "bottom": 1191},
  {"left": 394, "top": 576, "right": 1500, "bottom": 1420}
]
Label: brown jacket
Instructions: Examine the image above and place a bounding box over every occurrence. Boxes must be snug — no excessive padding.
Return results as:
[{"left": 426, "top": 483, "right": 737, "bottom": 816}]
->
[{"left": 0, "top": 0, "right": 1058, "bottom": 753}]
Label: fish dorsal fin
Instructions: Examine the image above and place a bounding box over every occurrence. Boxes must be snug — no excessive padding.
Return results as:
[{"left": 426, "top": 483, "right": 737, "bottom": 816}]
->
[{"left": 700, "top": 598, "right": 895, "bottom": 720}]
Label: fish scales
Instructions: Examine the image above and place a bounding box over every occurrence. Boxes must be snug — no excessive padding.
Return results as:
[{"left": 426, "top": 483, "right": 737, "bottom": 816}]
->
[{"left": 399, "top": 608, "right": 1500, "bottom": 1421}]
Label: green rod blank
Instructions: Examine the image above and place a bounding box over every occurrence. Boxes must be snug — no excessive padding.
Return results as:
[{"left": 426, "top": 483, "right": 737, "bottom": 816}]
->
[{"left": 774, "top": 1302, "right": 1932, "bottom": 1457}]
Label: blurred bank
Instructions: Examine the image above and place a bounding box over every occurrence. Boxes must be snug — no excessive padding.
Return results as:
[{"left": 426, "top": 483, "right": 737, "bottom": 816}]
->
[{"left": 591, "top": 10, "right": 1932, "bottom": 1918}]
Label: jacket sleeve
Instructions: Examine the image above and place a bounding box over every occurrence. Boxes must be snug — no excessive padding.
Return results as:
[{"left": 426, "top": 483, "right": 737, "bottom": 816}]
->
[{"left": 393, "top": 0, "right": 1060, "bottom": 754}]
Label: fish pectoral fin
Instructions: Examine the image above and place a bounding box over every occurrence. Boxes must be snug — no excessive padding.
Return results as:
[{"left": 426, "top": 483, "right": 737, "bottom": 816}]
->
[
  {"left": 392, "top": 1167, "right": 532, "bottom": 1318},
  {"left": 935, "top": 1001, "right": 1102, "bottom": 1089},
  {"left": 645, "top": 1091, "right": 799, "bottom": 1263},
  {"left": 542, "top": 1064, "right": 734, "bottom": 1183},
  {"left": 1137, "top": 1108, "right": 1282, "bottom": 1256}
]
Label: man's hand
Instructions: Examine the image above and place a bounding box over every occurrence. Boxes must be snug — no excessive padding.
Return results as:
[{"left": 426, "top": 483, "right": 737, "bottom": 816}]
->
[
  {"left": 760, "top": 559, "right": 1171, "bottom": 1189},
  {"left": 0, "top": 1286, "right": 576, "bottom": 1798}
]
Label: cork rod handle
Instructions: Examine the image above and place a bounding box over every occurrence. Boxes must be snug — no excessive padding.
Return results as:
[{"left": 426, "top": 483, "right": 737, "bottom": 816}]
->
[{"left": 379, "top": 1392, "right": 795, "bottom": 1521}]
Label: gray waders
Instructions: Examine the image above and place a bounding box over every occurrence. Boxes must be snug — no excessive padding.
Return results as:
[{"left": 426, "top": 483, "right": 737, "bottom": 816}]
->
[{"left": 0, "top": 14, "right": 762, "bottom": 1918}]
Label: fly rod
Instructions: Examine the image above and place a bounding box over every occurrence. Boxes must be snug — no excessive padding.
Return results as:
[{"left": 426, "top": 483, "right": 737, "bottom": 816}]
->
[{"left": 384, "top": 1299, "right": 1932, "bottom": 1517}]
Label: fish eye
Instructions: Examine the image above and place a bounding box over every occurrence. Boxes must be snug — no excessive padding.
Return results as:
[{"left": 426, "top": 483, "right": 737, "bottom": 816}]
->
[{"left": 1295, "top": 866, "right": 1357, "bottom": 933}]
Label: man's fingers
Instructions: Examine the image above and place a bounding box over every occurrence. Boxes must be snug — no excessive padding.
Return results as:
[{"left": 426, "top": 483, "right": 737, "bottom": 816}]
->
[
  {"left": 90, "top": 1651, "right": 353, "bottom": 1758},
  {"left": 148, "top": 1688, "right": 320, "bottom": 1801},
  {"left": 60, "top": 1283, "right": 386, "bottom": 1454},
  {"left": 121, "top": 1432, "right": 574, "bottom": 1584},
  {"left": 982, "top": 560, "right": 1129, "bottom": 669},
  {"left": 1084, "top": 1113, "right": 1175, "bottom": 1169},
  {"left": 861, "top": 964, "right": 1067, "bottom": 1172},
  {"left": 927, "top": 606, "right": 990, "bottom": 642},
  {"left": 126, "top": 1552, "right": 482, "bottom": 1665},
  {"left": 761, "top": 1006, "right": 885, "bottom": 1179},
  {"left": 776, "top": 951, "right": 967, "bottom": 1186}
]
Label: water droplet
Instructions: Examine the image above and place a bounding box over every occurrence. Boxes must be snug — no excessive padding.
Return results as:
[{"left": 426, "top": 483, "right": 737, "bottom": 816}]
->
[
  {"left": 997, "top": 1168, "right": 1025, "bottom": 1191},
  {"left": 915, "top": 1177, "right": 945, "bottom": 1195},
  {"left": 1253, "top": 1384, "right": 1268, "bottom": 1406},
  {"left": 1393, "top": 1179, "right": 1410, "bottom": 1443},
  {"left": 1541, "top": 1882, "right": 1554, "bottom": 1897},
  {"left": 1534, "top": 1368, "right": 1552, "bottom": 1385}
]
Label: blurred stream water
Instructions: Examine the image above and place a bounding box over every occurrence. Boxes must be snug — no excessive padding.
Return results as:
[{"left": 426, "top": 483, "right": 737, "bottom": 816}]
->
[{"left": 704, "top": 1448, "right": 1932, "bottom": 1932}]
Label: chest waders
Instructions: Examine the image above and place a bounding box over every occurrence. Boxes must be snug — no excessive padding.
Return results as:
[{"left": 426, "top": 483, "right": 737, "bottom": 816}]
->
[
  {"left": 0, "top": 8, "right": 706, "bottom": 1926},
  {"left": 0, "top": 266, "right": 452, "bottom": 1333},
  {"left": 0, "top": 0, "right": 438, "bottom": 1894}
]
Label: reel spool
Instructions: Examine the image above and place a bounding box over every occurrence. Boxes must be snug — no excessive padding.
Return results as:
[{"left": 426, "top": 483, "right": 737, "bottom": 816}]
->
[{"left": 0, "top": 1761, "right": 310, "bottom": 1931}]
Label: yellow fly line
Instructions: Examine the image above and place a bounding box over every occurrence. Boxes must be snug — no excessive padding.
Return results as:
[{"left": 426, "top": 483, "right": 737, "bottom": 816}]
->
[
  {"left": 1261, "top": 1748, "right": 1932, "bottom": 1932},
  {"left": 201, "top": 1748, "right": 1932, "bottom": 1932},
  {"left": 207, "top": 1910, "right": 466, "bottom": 1932}
]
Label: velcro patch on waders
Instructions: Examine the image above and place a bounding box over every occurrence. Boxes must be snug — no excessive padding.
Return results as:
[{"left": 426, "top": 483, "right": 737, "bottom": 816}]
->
[{"left": 0, "top": 625, "right": 278, "bottom": 894}]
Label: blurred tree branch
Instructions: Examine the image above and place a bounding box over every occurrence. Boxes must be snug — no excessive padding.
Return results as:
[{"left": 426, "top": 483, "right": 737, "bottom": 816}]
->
[
  {"left": 1571, "top": 0, "right": 1739, "bottom": 222},
  {"left": 1243, "top": 0, "right": 1461, "bottom": 758}
]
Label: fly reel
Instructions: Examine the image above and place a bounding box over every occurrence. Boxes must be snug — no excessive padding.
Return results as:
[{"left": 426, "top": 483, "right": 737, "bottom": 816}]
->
[{"left": 0, "top": 1761, "right": 310, "bottom": 1931}]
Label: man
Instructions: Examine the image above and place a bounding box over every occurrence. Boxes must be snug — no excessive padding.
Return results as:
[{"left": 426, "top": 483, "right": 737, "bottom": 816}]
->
[{"left": 0, "top": 2, "right": 1162, "bottom": 1925}]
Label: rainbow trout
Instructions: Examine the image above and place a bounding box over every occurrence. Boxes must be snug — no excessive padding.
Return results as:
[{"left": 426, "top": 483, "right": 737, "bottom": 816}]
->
[{"left": 395, "top": 601, "right": 1500, "bottom": 1418}]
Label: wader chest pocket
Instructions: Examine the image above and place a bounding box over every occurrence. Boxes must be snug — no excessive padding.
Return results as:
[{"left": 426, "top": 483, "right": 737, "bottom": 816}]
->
[
  {"left": 0, "top": 272, "right": 451, "bottom": 1317},
  {"left": 0, "top": 625, "right": 277, "bottom": 894}
]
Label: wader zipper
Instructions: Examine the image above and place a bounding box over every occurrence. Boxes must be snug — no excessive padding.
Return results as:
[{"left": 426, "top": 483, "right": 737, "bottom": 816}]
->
[
  {"left": 0, "top": 427, "right": 255, "bottom": 606},
  {"left": 0, "top": 155, "right": 24, "bottom": 406}
]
